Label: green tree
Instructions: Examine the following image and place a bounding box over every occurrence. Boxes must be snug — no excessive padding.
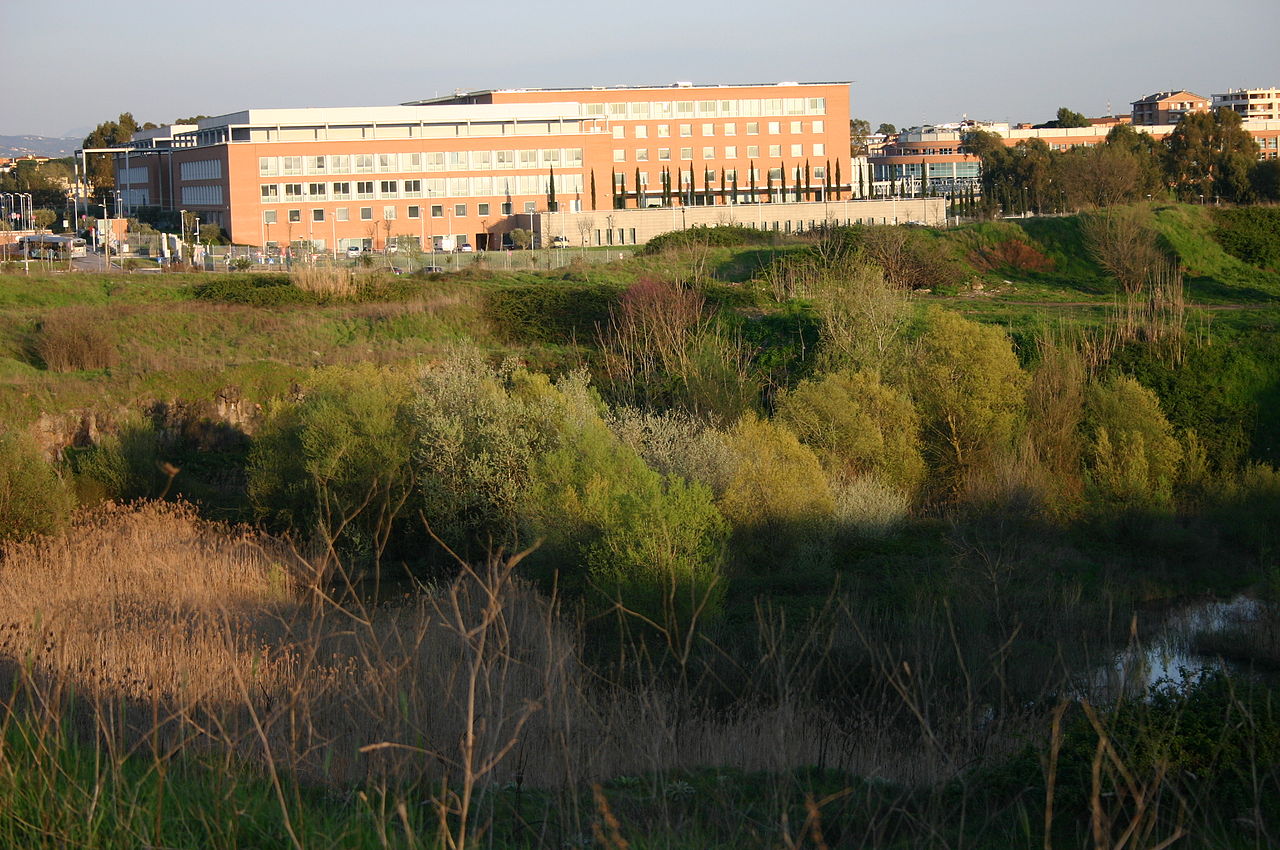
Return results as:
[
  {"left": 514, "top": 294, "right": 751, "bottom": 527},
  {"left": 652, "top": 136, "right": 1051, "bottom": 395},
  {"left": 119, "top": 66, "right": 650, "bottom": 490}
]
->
[
  {"left": 82, "top": 113, "right": 142, "bottom": 198},
  {"left": 0, "top": 430, "right": 72, "bottom": 542},
  {"left": 1164, "top": 109, "right": 1260, "bottom": 202},
  {"left": 912, "top": 308, "right": 1028, "bottom": 495},
  {"left": 247, "top": 364, "right": 417, "bottom": 565},
  {"left": 1042, "top": 107, "right": 1090, "bottom": 128},
  {"left": 776, "top": 369, "right": 925, "bottom": 494},
  {"left": 850, "top": 118, "right": 872, "bottom": 155},
  {"left": 876, "top": 123, "right": 897, "bottom": 136},
  {"left": 719, "top": 415, "right": 834, "bottom": 568},
  {"left": 1085, "top": 375, "right": 1182, "bottom": 508},
  {"left": 1251, "top": 159, "right": 1280, "bottom": 201}
]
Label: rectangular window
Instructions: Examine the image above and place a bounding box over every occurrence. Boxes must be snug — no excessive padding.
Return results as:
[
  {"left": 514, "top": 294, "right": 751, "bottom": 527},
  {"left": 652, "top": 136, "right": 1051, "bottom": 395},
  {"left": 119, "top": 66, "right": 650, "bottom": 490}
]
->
[
  {"left": 725, "top": 168, "right": 737, "bottom": 182},
  {"left": 431, "top": 205, "right": 444, "bottom": 217},
  {"left": 812, "top": 120, "right": 824, "bottom": 133},
  {"left": 612, "top": 125, "right": 625, "bottom": 139},
  {"left": 634, "top": 125, "right": 647, "bottom": 138},
  {"left": 383, "top": 206, "right": 396, "bottom": 220},
  {"left": 258, "top": 157, "right": 278, "bottom": 177},
  {"left": 724, "top": 123, "right": 736, "bottom": 136},
  {"left": 282, "top": 156, "right": 303, "bottom": 175},
  {"left": 791, "top": 144, "right": 802, "bottom": 157},
  {"left": 408, "top": 205, "right": 420, "bottom": 219},
  {"left": 681, "top": 147, "right": 693, "bottom": 160},
  {"left": 679, "top": 124, "right": 692, "bottom": 137},
  {"left": 657, "top": 124, "right": 670, "bottom": 137},
  {"left": 790, "top": 121, "right": 802, "bottom": 134},
  {"left": 356, "top": 181, "right": 374, "bottom": 199},
  {"left": 494, "top": 150, "right": 514, "bottom": 169},
  {"left": 747, "top": 145, "right": 760, "bottom": 158},
  {"left": 501, "top": 202, "right": 512, "bottom": 215},
  {"left": 355, "top": 154, "right": 374, "bottom": 173},
  {"left": 524, "top": 201, "right": 536, "bottom": 214},
  {"left": 768, "top": 121, "right": 781, "bottom": 134},
  {"left": 312, "top": 209, "right": 324, "bottom": 222},
  {"left": 725, "top": 146, "right": 737, "bottom": 159},
  {"left": 454, "top": 204, "right": 466, "bottom": 217},
  {"left": 359, "top": 207, "right": 373, "bottom": 220},
  {"left": 403, "top": 179, "right": 422, "bottom": 197},
  {"left": 813, "top": 143, "right": 825, "bottom": 156},
  {"left": 746, "top": 122, "right": 759, "bottom": 135},
  {"left": 613, "top": 149, "right": 626, "bottom": 162},
  {"left": 635, "top": 149, "right": 649, "bottom": 161},
  {"left": 287, "top": 209, "right": 301, "bottom": 223},
  {"left": 769, "top": 145, "right": 781, "bottom": 157},
  {"left": 336, "top": 208, "right": 349, "bottom": 221},
  {"left": 284, "top": 183, "right": 303, "bottom": 199},
  {"left": 262, "top": 210, "right": 277, "bottom": 224},
  {"left": 329, "top": 155, "right": 350, "bottom": 173},
  {"left": 702, "top": 146, "right": 714, "bottom": 159},
  {"left": 260, "top": 184, "right": 279, "bottom": 202},
  {"left": 658, "top": 148, "right": 671, "bottom": 160},
  {"left": 768, "top": 168, "right": 782, "bottom": 180},
  {"left": 308, "top": 183, "right": 326, "bottom": 199},
  {"left": 331, "top": 182, "right": 351, "bottom": 200},
  {"left": 702, "top": 123, "right": 714, "bottom": 136},
  {"left": 379, "top": 180, "right": 398, "bottom": 196},
  {"left": 309, "top": 155, "right": 326, "bottom": 173},
  {"left": 477, "top": 202, "right": 489, "bottom": 216},
  {"left": 377, "top": 153, "right": 395, "bottom": 172}
]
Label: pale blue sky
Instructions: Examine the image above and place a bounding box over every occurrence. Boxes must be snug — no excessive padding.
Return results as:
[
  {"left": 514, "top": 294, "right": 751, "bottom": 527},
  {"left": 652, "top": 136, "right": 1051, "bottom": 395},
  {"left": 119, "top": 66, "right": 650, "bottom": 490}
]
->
[{"left": 10, "top": 0, "right": 1278, "bottom": 139}]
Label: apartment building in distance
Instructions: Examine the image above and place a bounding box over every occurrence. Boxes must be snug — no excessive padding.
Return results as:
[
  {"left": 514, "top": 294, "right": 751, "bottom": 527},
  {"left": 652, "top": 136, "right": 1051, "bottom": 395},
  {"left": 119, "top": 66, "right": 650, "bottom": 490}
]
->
[
  {"left": 1213, "top": 88, "right": 1280, "bottom": 122},
  {"left": 1130, "top": 90, "right": 1210, "bottom": 126},
  {"left": 103, "top": 81, "right": 854, "bottom": 251}
]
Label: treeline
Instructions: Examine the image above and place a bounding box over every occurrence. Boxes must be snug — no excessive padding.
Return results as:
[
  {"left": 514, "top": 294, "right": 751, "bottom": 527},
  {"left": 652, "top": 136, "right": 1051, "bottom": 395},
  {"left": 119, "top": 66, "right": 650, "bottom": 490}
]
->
[{"left": 961, "top": 109, "right": 1280, "bottom": 215}]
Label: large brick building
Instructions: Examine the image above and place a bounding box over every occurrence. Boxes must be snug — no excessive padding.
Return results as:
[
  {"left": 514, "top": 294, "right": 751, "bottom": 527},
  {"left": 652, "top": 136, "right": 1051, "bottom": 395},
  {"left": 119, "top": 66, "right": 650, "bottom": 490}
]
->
[{"left": 103, "top": 81, "right": 852, "bottom": 251}]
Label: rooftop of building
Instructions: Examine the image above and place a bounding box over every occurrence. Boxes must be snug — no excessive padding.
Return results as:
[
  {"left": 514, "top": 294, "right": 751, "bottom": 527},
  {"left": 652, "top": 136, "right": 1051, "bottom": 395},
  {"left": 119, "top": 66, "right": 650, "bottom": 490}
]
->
[
  {"left": 1131, "top": 90, "right": 1208, "bottom": 105},
  {"left": 407, "top": 80, "right": 850, "bottom": 104}
]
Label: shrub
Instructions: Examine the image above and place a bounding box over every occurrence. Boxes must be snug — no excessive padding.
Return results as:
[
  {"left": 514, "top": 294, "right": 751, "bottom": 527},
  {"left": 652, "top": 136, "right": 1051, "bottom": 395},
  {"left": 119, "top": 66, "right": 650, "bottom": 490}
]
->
[
  {"left": 831, "top": 474, "right": 910, "bottom": 539},
  {"left": 0, "top": 430, "right": 71, "bottom": 542},
  {"left": 719, "top": 415, "right": 834, "bottom": 570},
  {"left": 1212, "top": 206, "right": 1280, "bottom": 271},
  {"left": 247, "top": 364, "right": 416, "bottom": 565},
  {"left": 912, "top": 308, "right": 1028, "bottom": 498},
  {"left": 191, "top": 274, "right": 315, "bottom": 306},
  {"left": 35, "top": 309, "right": 119, "bottom": 372},
  {"left": 642, "top": 224, "right": 774, "bottom": 254},
  {"left": 69, "top": 414, "right": 164, "bottom": 502},
  {"left": 1084, "top": 374, "right": 1182, "bottom": 509},
  {"left": 292, "top": 265, "right": 358, "bottom": 299},
  {"left": 483, "top": 282, "right": 621, "bottom": 344},
  {"left": 776, "top": 369, "right": 925, "bottom": 495},
  {"left": 524, "top": 381, "right": 728, "bottom": 629}
]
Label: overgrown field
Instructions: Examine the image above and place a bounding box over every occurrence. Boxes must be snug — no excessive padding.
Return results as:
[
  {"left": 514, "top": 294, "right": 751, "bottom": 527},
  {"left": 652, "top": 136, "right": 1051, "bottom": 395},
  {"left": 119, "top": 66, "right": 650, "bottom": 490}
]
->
[{"left": 2, "top": 203, "right": 1280, "bottom": 847}]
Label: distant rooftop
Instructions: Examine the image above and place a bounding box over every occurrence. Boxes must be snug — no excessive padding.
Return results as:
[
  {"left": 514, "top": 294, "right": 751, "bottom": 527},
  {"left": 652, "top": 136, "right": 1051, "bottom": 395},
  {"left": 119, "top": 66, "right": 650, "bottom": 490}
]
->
[{"left": 406, "top": 80, "right": 850, "bottom": 105}]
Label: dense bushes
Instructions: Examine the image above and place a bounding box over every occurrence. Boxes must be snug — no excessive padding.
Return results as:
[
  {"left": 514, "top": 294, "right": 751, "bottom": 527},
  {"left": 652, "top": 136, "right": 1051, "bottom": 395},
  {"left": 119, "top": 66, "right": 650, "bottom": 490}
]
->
[
  {"left": 0, "top": 431, "right": 71, "bottom": 541},
  {"left": 191, "top": 274, "right": 315, "bottom": 307},
  {"left": 1212, "top": 206, "right": 1280, "bottom": 271},
  {"left": 642, "top": 224, "right": 776, "bottom": 254},
  {"left": 35, "top": 308, "right": 119, "bottom": 372}
]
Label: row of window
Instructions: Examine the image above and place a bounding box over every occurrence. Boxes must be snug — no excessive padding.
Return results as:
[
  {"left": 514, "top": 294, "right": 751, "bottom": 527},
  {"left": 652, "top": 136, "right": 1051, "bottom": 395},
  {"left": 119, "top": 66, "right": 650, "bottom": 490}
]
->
[
  {"left": 580, "top": 96, "right": 827, "bottom": 119},
  {"left": 612, "top": 143, "right": 826, "bottom": 163},
  {"left": 612, "top": 166, "right": 829, "bottom": 187},
  {"left": 263, "top": 201, "right": 539, "bottom": 225},
  {"left": 259, "top": 149, "right": 584, "bottom": 177},
  {"left": 259, "top": 173, "right": 585, "bottom": 203},
  {"left": 609, "top": 120, "right": 824, "bottom": 139}
]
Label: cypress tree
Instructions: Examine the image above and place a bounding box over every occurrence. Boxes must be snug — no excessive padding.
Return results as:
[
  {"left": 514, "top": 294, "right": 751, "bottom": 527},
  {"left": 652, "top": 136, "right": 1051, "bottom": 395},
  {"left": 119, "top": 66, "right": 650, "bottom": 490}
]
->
[
  {"left": 635, "top": 167, "right": 642, "bottom": 207},
  {"left": 547, "top": 165, "right": 557, "bottom": 211},
  {"left": 590, "top": 170, "right": 597, "bottom": 211},
  {"left": 749, "top": 159, "right": 758, "bottom": 201},
  {"left": 804, "top": 160, "right": 811, "bottom": 202},
  {"left": 835, "top": 159, "right": 842, "bottom": 199},
  {"left": 676, "top": 168, "right": 683, "bottom": 206}
]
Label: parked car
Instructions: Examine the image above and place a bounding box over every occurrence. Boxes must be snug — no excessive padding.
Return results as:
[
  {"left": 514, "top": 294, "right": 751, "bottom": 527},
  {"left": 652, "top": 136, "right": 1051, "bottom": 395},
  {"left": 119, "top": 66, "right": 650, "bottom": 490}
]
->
[
  {"left": 457, "top": 244, "right": 474, "bottom": 253},
  {"left": 421, "top": 265, "right": 445, "bottom": 273},
  {"left": 345, "top": 246, "right": 362, "bottom": 258},
  {"left": 551, "top": 235, "right": 570, "bottom": 248}
]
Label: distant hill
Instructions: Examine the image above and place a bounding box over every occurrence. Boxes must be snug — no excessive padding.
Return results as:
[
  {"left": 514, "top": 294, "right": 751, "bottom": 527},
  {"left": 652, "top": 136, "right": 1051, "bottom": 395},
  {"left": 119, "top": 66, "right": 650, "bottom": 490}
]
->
[{"left": 0, "top": 135, "right": 80, "bottom": 158}]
